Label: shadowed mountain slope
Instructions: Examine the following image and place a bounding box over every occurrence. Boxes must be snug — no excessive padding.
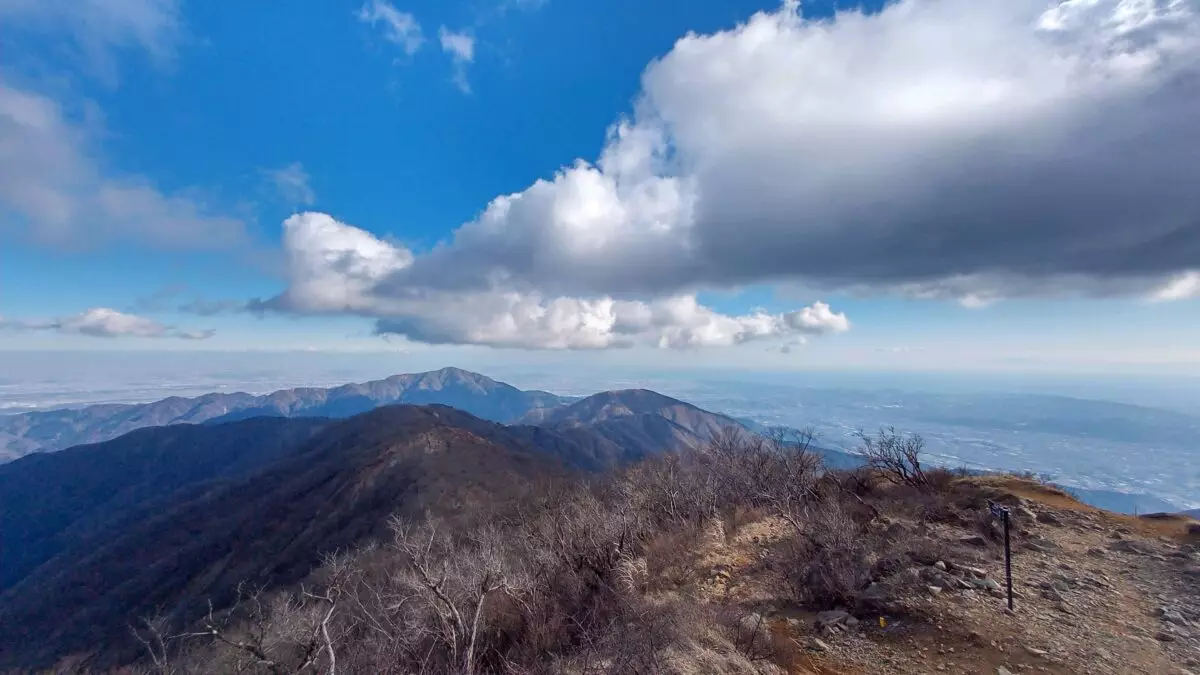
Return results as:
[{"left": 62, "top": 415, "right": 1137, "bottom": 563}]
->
[
  {"left": 0, "top": 416, "right": 328, "bottom": 591},
  {"left": 0, "top": 405, "right": 576, "bottom": 670}
]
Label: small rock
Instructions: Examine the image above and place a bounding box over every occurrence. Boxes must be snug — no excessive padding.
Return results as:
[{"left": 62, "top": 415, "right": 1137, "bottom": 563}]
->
[
  {"left": 961, "top": 534, "right": 989, "bottom": 547},
  {"left": 1035, "top": 511, "right": 1061, "bottom": 525},
  {"left": 807, "top": 637, "right": 830, "bottom": 652},
  {"left": 815, "top": 609, "right": 849, "bottom": 628},
  {"left": 1086, "top": 547, "right": 1106, "bottom": 558},
  {"left": 933, "top": 560, "right": 948, "bottom": 571},
  {"left": 1024, "top": 646, "right": 1049, "bottom": 658},
  {"left": 738, "top": 613, "right": 767, "bottom": 638},
  {"left": 974, "top": 578, "right": 1002, "bottom": 591},
  {"left": 927, "top": 585, "right": 943, "bottom": 596},
  {"left": 1155, "top": 631, "right": 1177, "bottom": 642},
  {"left": 958, "top": 565, "right": 988, "bottom": 578},
  {"left": 997, "top": 668, "right": 1014, "bottom": 675},
  {"left": 1109, "top": 540, "right": 1147, "bottom": 554},
  {"left": 1041, "top": 587, "right": 1067, "bottom": 603},
  {"left": 1162, "top": 609, "right": 1188, "bottom": 625},
  {"left": 1109, "top": 530, "right": 1124, "bottom": 539}
]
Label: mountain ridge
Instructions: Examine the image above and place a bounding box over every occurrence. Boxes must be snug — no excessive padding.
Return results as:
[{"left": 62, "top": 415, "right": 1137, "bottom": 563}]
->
[
  {"left": 0, "top": 367, "right": 565, "bottom": 462},
  {"left": 0, "top": 404, "right": 580, "bottom": 670}
]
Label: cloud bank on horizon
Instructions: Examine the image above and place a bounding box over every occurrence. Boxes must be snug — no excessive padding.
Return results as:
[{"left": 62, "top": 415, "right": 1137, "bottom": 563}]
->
[
  {"left": 0, "top": 308, "right": 214, "bottom": 340},
  {"left": 253, "top": 0, "right": 1200, "bottom": 348}
]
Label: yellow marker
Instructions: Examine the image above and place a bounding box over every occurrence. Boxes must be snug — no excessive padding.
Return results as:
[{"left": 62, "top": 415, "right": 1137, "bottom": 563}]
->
[{"left": 879, "top": 616, "right": 887, "bottom": 629}]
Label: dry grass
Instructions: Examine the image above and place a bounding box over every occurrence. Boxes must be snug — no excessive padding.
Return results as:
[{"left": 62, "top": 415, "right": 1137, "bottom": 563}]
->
[
  {"left": 959, "top": 474, "right": 1094, "bottom": 511},
  {"left": 963, "top": 474, "right": 1200, "bottom": 542}
]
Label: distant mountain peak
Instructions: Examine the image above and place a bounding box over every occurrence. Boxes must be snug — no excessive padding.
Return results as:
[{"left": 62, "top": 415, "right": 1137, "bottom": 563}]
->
[{"left": 0, "top": 367, "right": 561, "bottom": 462}]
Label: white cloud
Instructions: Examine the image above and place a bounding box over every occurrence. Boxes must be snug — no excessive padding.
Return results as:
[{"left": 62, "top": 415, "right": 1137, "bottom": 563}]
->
[
  {"left": 364, "top": 0, "right": 1200, "bottom": 306},
  {"left": 358, "top": 0, "right": 423, "bottom": 56},
  {"left": 0, "top": 308, "right": 215, "bottom": 340},
  {"left": 0, "top": 83, "right": 247, "bottom": 249},
  {"left": 1150, "top": 270, "right": 1200, "bottom": 301},
  {"left": 439, "top": 27, "right": 476, "bottom": 93},
  {"left": 259, "top": 0, "right": 1200, "bottom": 348},
  {"left": 255, "top": 212, "right": 848, "bottom": 349},
  {"left": 265, "top": 162, "right": 316, "bottom": 207}
]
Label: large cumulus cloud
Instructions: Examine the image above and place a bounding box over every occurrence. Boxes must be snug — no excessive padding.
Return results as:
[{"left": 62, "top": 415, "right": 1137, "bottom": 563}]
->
[
  {"left": 378, "top": 0, "right": 1200, "bottom": 302},
  {"left": 261, "top": 0, "right": 1200, "bottom": 348},
  {"left": 257, "top": 213, "right": 849, "bottom": 349}
]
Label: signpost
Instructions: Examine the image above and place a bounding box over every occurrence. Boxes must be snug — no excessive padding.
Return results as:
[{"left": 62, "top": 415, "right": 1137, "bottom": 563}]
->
[{"left": 988, "top": 501, "right": 1014, "bottom": 610}]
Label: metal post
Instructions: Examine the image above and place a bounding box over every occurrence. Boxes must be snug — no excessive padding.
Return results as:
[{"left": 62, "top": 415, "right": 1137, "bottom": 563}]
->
[{"left": 1003, "top": 510, "right": 1013, "bottom": 610}]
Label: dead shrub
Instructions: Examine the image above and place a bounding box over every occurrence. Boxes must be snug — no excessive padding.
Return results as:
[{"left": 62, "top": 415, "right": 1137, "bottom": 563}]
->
[
  {"left": 857, "top": 427, "right": 930, "bottom": 490},
  {"left": 778, "top": 499, "right": 877, "bottom": 609}
]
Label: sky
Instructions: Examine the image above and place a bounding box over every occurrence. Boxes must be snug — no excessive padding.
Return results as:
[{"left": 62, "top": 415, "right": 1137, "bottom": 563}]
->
[{"left": 1, "top": 0, "right": 1199, "bottom": 376}]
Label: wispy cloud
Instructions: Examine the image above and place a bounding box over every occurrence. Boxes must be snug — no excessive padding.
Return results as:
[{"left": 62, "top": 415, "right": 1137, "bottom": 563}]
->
[
  {"left": 0, "top": 308, "right": 215, "bottom": 340},
  {"left": 265, "top": 162, "right": 316, "bottom": 207},
  {"left": 357, "top": 0, "right": 423, "bottom": 56},
  {"left": 178, "top": 298, "right": 246, "bottom": 316},
  {"left": 439, "top": 27, "right": 475, "bottom": 93},
  {"left": 0, "top": 0, "right": 184, "bottom": 85},
  {"left": 0, "top": 1, "right": 245, "bottom": 251}
]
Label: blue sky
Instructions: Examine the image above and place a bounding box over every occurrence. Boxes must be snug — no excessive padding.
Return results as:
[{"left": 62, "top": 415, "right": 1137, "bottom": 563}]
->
[{"left": 1, "top": 0, "right": 1198, "bottom": 375}]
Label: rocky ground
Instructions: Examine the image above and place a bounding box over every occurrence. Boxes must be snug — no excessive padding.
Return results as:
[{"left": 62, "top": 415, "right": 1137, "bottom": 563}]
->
[{"left": 688, "top": 477, "right": 1200, "bottom": 675}]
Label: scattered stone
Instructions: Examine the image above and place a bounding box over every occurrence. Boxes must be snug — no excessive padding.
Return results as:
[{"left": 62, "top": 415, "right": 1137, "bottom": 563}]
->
[
  {"left": 997, "top": 667, "right": 1014, "bottom": 675},
  {"left": 961, "top": 534, "right": 989, "bottom": 547},
  {"left": 1024, "top": 646, "right": 1049, "bottom": 658},
  {"left": 1041, "top": 587, "right": 1067, "bottom": 603},
  {"left": 933, "top": 560, "right": 947, "bottom": 571},
  {"left": 1155, "top": 631, "right": 1177, "bottom": 642},
  {"left": 807, "top": 637, "right": 830, "bottom": 652},
  {"left": 1086, "top": 547, "right": 1106, "bottom": 558},
  {"left": 927, "top": 585, "right": 943, "bottom": 596},
  {"left": 1016, "top": 506, "right": 1039, "bottom": 523},
  {"left": 1109, "top": 540, "right": 1147, "bottom": 554},
  {"left": 1109, "top": 530, "right": 1124, "bottom": 539}
]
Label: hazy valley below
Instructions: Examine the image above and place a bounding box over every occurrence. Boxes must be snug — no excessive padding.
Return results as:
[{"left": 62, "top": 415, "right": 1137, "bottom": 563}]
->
[{"left": 1, "top": 353, "right": 1197, "bottom": 511}]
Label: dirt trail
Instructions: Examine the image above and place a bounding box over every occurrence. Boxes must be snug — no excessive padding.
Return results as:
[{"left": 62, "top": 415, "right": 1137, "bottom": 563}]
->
[{"left": 688, "top": 479, "right": 1200, "bottom": 674}]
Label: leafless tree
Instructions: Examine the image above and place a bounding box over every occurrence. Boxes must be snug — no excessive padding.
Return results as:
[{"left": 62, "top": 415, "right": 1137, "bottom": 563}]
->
[
  {"left": 388, "top": 517, "right": 523, "bottom": 675},
  {"left": 857, "top": 426, "right": 929, "bottom": 489}
]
